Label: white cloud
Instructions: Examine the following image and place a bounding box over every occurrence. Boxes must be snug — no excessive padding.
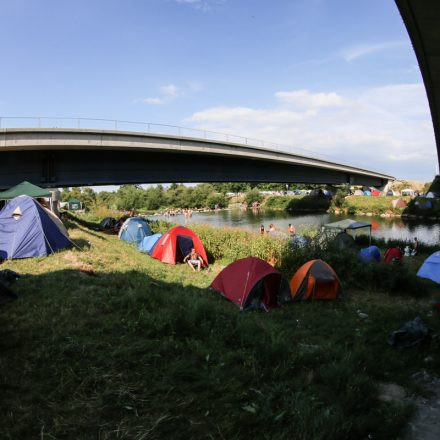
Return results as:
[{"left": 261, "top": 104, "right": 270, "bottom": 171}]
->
[
  {"left": 184, "top": 85, "right": 437, "bottom": 180},
  {"left": 161, "top": 83, "right": 180, "bottom": 98},
  {"left": 275, "top": 89, "right": 344, "bottom": 108},
  {"left": 175, "top": 0, "right": 224, "bottom": 11},
  {"left": 340, "top": 41, "right": 407, "bottom": 62},
  {"left": 136, "top": 83, "right": 181, "bottom": 105}
]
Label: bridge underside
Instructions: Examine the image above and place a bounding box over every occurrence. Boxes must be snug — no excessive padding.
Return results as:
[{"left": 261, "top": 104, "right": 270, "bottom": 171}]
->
[
  {"left": 0, "top": 149, "right": 388, "bottom": 189},
  {"left": 396, "top": 0, "right": 440, "bottom": 168}
]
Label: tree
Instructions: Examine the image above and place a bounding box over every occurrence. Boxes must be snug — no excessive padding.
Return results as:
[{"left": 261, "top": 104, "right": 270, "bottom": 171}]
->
[
  {"left": 245, "top": 188, "right": 263, "bottom": 205},
  {"left": 144, "top": 185, "right": 166, "bottom": 210},
  {"left": 81, "top": 187, "right": 97, "bottom": 211},
  {"left": 116, "top": 185, "right": 145, "bottom": 211},
  {"left": 206, "top": 193, "right": 227, "bottom": 209}
]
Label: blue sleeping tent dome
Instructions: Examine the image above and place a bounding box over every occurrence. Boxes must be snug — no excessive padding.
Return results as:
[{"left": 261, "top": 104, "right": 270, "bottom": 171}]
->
[
  {"left": 417, "top": 251, "right": 440, "bottom": 284},
  {"left": 359, "top": 245, "right": 381, "bottom": 263},
  {"left": 118, "top": 217, "right": 152, "bottom": 244},
  {"left": 0, "top": 195, "right": 71, "bottom": 259},
  {"left": 138, "top": 233, "right": 163, "bottom": 254}
]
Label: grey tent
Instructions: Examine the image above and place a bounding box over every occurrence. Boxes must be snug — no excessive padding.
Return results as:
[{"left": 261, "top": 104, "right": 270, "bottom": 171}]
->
[
  {"left": 324, "top": 219, "right": 372, "bottom": 245},
  {"left": 331, "top": 232, "right": 358, "bottom": 251}
]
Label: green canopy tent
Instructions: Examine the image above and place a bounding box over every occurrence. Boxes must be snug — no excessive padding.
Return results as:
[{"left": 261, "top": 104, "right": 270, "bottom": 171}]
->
[
  {"left": 0, "top": 181, "right": 51, "bottom": 200},
  {"left": 68, "top": 198, "right": 83, "bottom": 211},
  {"left": 0, "top": 181, "right": 54, "bottom": 211},
  {"left": 324, "top": 219, "right": 372, "bottom": 245}
]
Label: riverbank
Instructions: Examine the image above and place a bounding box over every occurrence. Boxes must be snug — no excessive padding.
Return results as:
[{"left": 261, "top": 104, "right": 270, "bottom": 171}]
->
[
  {"left": 1, "top": 215, "right": 439, "bottom": 439},
  {"left": 262, "top": 194, "right": 440, "bottom": 220}
]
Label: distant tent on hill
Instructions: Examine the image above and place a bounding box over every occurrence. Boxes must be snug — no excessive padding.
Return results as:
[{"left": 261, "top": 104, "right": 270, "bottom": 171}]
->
[
  {"left": 151, "top": 226, "right": 208, "bottom": 266},
  {"left": 68, "top": 198, "right": 83, "bottom": 211},
  {"left": 359, "top": 246, "right": 381, "bottom": 263},
  {"left": 401, "top": 188, "right": 415, "bottom": 196},
  {"left": 210, "top": 257, "right": 291, "bottom": 311},
  {"left": 118, "top": 218, "right": 152, "bottom": 244},
  {"left": 0, "top": 196, "right": 71, "bottom": 259},
  {"left": 353, "top": 190, "right": 364, "bottom": 196},
  {"left": 139, "top": 233, "right": 163, "bottom": 254},
  {"left": 417, "top": 251, "right": 440, "bottom": 284},
  {"left": 290, "top": 260, "right": 341, "bottom": 300}
]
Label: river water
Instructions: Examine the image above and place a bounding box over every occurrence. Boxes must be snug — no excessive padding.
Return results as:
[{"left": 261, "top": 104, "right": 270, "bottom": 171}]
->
[{"left": 153, "top": 209, "right": 440, "bottom": 246}]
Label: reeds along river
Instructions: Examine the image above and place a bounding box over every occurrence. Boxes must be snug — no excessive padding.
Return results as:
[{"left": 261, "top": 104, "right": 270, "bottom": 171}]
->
[{"left": 154, "top": 208, "right": 440, "bottom": 246}]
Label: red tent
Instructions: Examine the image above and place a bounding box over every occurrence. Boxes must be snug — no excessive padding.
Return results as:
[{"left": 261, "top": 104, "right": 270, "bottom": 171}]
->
[
  {"left": 210, "top": 257, "right": 291, "bottom": 311},
  {"left": 384, "top": 247, "right": 402, "bottom": 264},
  {"left": 150, "top": 226, "right": 208, "bottom": 266}
]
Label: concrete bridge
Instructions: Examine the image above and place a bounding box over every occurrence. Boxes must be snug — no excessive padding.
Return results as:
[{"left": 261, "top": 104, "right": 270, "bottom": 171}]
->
[
  {"left": 0, "top": 127, "right": 393, "bottom": 189},
  {"left": 396, "top": 0, "right": 440, "bottom": 169}
]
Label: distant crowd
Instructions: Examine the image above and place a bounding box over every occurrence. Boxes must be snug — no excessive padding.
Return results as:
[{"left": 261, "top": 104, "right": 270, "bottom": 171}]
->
[{"left": 260, "top": 223, "right": 296, "bottom": 237}]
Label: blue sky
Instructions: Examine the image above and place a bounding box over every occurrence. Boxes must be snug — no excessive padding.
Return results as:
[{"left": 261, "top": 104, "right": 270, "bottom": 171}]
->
[{"left": 0, "top": 0, "right": 436, "bottom": 183}]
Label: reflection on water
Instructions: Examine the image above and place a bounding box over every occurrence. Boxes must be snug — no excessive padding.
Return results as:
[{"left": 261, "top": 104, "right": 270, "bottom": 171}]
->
[{"left": 153, "top": 209, "right": 440, "bottom": 246}]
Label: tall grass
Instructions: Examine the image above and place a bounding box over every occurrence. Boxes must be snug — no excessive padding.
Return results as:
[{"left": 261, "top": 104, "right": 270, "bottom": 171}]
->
[{"left": 1, "top": 215, "right": 438, "bottom": 439}]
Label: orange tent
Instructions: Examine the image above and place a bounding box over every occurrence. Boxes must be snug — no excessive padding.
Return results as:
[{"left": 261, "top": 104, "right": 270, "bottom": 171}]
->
[{"left": 289, "top": 259, "right": 341, "bottom": 300}]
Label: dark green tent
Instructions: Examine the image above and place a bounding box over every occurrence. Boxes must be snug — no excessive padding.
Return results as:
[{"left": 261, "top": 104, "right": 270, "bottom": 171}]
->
[
  {"left": 68, "top": 198, "right": 82, "bottom": 210},
  {"left": 0, "top": 181, "right": 51, "bottom": 200}
]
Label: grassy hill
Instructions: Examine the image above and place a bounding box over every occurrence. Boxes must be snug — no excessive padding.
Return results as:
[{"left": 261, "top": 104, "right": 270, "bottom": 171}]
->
[{"left": 0, "top": 216, "right": 439, "bottom": 439}]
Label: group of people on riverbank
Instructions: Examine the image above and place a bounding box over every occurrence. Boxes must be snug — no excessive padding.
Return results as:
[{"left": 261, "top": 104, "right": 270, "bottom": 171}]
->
[
  {"left": 163, "top": 208, "right": 193, "bottom": 218},
  {"left": 260, "top": 223, "right": 296, "bottom": 236}
]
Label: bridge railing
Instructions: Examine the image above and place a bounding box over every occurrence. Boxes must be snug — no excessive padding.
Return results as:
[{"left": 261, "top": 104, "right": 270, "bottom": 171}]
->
[{"left": 0, "top": 116, "right": 354, "bottom": 167}]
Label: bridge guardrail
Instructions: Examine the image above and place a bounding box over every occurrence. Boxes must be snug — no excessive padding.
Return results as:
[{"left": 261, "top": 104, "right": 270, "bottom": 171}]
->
[{"left": 0, "top": 116, "right": 360, "bottom": 169}]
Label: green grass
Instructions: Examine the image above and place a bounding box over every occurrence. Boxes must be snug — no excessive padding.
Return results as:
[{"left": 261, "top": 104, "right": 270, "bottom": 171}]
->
[
  {"left": 333, "top": 196, "right": 411, "bottom": 216},
  {"left": 1, "top": 216, "right": 439, "bottom": 439}
]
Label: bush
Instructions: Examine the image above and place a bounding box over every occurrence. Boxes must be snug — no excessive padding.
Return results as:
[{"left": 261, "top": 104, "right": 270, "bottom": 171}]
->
[
  {"left": 206, "top": 193, "right": 227, "bottom": 209},
  {"left": 244, "top": 189, "right": 263, "bottom": 205},
  {"left": 287, "top": 195, "right": 331, "bottom": 212},
  {"left": 263, "top": 196, "right": 293, "bottom": 210}
]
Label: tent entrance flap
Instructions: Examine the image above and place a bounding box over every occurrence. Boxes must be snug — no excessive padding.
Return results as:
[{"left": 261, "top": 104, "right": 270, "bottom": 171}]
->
[{"left": 177, "top": 235, "right": 194, "bottom": 261}]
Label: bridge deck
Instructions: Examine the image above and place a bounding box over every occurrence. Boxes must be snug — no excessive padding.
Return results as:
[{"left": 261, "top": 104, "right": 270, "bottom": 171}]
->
[{"left": 0, "top": 128, "right": 394, "bottom": 188}]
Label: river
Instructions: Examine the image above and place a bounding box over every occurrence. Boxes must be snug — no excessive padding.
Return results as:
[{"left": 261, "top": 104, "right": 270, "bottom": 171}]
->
[{"left": 153, "top": 209, "right": 440, "bottom": 246}]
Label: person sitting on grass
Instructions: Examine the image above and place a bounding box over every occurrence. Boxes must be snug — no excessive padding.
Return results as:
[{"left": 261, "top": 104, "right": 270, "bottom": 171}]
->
[
  {"left": 411, "top": 237, "right": 419, "bottom": 256},
  {"left": 184, "top": 247, "right": 203, "bottom": 272}
]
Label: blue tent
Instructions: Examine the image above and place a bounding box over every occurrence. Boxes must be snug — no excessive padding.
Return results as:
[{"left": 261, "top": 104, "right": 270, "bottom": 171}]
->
[
  {"left": 118, "top": 217, "right": 152, "bottom": 244},
  {"left": 138, "top": 233, "right": 162, "bottom": 254},
  {"left": 359, "top": 246, "right": 381, "bottom": 263},
  {"left": 417, "top": 251, "right": 440, "bottom": 284},
  {"left": 0, "top": 196, "right": 71, "bottom": 259}
]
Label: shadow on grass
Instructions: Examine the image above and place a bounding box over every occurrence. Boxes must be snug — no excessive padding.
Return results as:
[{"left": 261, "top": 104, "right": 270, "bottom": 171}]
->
[
  {"left": 70, "top": 238, "right": 93, "bottom": 251},
  {"left": 1, "top": 268, "right": 435, "bottom": 440},
  {"left": 286, "top": 194, "right": 332, "bottom": 212}
]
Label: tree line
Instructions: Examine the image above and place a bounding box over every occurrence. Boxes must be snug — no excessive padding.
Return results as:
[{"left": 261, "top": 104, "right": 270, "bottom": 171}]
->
[{"left": 60, "top": 182, "right": 308, "bottom": 212}]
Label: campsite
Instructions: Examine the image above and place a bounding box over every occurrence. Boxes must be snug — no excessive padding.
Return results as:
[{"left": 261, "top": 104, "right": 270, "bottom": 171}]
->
[{"left": 1, "top": 198, "right": 440, "bottom": 439}]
